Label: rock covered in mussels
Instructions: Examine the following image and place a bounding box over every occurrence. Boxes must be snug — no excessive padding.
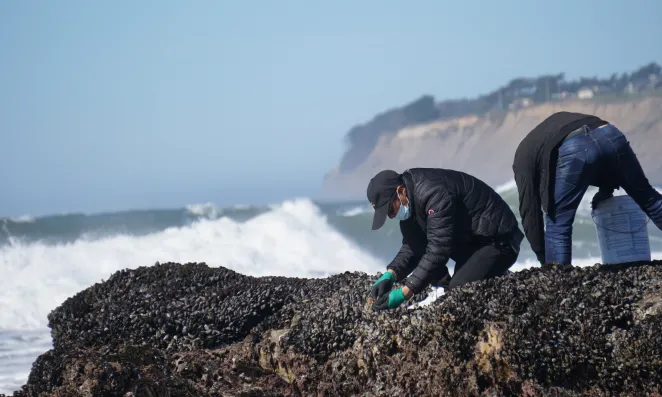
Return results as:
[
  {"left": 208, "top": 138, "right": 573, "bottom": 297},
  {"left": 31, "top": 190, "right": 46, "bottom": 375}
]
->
[
  {"left": 47, "top": 262, "right": 430, "bottom": 356},
  {"left": 48, "top": 262, "right": 300, "bottom": 352},
  {"left": 4, "top": 261, "right": 662, "bottom": 397}
]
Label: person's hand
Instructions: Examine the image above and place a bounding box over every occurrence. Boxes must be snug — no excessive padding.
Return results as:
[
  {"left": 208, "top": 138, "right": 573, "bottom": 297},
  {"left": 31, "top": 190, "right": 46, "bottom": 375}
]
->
[
  {"left": 372, "top": 288, "right": 407, "bottom": 311},
  {"left": 591, "top": 188, "right": 614, "bottom": 210},
  {"left": 369, "top": 271, "right": 395, "bottom": 301}
]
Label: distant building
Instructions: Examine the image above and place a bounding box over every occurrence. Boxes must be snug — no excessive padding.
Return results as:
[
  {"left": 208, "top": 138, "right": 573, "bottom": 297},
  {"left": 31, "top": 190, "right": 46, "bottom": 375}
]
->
[
  {"left": 551, "top": 91, "right": 572, "bottom": 100},
  {"left": 516, "top": 86, "right": 537, "bottom": 97},
  {"left": 624, "top": 82, "right": 635, "bottom": 94},
  {"left": 508, "top": 97, "right": 534, "bottom": 110},
  {"left": 577, "top": 87, "right": 594, "bottom": 100}
]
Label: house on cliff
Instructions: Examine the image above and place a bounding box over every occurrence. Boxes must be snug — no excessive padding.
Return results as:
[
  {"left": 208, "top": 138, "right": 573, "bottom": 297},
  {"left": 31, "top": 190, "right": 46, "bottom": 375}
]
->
[
  {"left": 508, "top": 97, "right": 534, "bottom": 110},
  {"left": 577, "top": 87, "right": 594, "bottom": 100}
]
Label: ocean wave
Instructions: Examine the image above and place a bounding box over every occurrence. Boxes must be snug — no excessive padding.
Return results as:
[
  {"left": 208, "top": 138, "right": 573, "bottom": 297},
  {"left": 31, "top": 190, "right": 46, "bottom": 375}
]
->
[
  {"left": 0, "top": 330, "right": 52, "bottom": 394},
  {"left": 184, "top": 202, "right": 264, "bottom": 219},
  {"left": 492, "top": 179, "right": 662, "bottom": 217},
  {"left": 337, "top": 205, "right": 371, "bottom": 217},
  {"left": 0, "top": 198, "right": 383, "bottom": 331},
  {"left": 494, "top": 179, "right": 517, "bottom": 194},
  {"left": 184, "top": 202, "right": 221, "bottom": 218},
  {"left": 5, "top": 215, "right": 35, "bottom": 224}
]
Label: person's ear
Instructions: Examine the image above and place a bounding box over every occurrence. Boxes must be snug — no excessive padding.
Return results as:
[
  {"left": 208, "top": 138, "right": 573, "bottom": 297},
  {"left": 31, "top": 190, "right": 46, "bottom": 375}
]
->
[{"left": 396, "top": 185, "right": 405, "bottom": 196}]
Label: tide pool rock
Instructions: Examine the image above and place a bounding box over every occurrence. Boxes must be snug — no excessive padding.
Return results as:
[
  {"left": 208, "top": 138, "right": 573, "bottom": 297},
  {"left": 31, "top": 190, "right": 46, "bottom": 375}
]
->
[{"left": 4, "top": 261, "right": 662, "bottom": 396}]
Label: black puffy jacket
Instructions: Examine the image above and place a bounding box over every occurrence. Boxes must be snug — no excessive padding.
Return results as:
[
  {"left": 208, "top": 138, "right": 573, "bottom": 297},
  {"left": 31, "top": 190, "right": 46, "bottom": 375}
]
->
[{"left": 386, "top": 168, "right": 521, "bottom": 294}]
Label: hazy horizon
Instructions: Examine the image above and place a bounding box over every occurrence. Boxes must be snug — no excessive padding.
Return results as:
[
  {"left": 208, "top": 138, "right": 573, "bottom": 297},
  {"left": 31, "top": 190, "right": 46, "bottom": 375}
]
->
[{"left": 2, "top": 0, "right": 661, "bottom": 217}]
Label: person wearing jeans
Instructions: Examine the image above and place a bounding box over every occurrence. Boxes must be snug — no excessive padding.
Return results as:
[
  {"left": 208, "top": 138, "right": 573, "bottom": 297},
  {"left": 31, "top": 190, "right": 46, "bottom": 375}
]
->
[{"left": 513, "top": 111, "right": 662, "bottom": 265}]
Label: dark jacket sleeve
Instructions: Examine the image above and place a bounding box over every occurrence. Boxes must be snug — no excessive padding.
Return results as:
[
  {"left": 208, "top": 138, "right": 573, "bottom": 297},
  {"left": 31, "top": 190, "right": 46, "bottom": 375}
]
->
[
  {"left": 386, "top": 221, "right": 424, "bottom": 280},
  {"left": 514, "top": 170, "right": 545, "bottom": 263},
  {"left": 403, "top": 191, "right": 455, "bottom": 294},
  {"left": 386, "top": 243, "right": 416, "bottom": 280}
]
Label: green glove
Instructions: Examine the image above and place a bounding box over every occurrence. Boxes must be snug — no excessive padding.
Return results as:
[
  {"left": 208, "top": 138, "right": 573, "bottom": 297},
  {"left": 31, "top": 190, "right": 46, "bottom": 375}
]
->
[
  {"left": 372, "top": 288, "right": 407, "bottom": 311},
  {"left": 370, "top": 271, "right": 395, "bottom": 300}
]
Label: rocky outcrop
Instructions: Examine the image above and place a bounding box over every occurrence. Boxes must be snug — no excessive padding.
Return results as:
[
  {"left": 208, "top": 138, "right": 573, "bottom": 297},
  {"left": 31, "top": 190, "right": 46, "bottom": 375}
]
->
[
  {"left": 322, "top": 94, "right": 662, "bottom": 200},
  {"left": 4, "top": 260, "right": 662, "bottom": 396}
]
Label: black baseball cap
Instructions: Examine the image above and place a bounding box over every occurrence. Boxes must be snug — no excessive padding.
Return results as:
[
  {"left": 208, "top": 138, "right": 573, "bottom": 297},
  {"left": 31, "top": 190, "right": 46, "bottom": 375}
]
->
[{"left": 366, "top": 170, "right": 402, "bottom": 230}]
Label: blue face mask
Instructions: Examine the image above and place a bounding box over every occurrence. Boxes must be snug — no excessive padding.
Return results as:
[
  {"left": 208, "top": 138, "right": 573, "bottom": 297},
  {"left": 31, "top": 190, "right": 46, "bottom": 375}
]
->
[{"left": 394, "top": 195, "right": 410, "bottom": 221}]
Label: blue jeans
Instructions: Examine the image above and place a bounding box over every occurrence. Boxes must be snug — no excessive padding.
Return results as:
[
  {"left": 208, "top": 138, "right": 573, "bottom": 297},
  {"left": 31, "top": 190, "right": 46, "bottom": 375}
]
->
[{"left": 545, "top": 124, "right": 662, "bottom": 264}]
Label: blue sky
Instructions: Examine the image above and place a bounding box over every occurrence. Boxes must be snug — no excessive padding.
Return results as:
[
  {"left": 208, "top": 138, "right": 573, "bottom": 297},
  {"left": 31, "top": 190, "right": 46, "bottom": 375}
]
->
[{"left": 1, "top": 0, "right": 661, "bottom": 217}]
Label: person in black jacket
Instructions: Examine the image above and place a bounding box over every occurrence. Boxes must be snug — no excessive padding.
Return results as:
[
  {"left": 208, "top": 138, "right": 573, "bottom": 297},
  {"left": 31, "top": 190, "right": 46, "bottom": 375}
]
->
[
  {"left": 366, "top": 168, "right": 524, "bottom": 311},
  {"left": 513, "top": 111, "right": 662, "bottom": 265}
]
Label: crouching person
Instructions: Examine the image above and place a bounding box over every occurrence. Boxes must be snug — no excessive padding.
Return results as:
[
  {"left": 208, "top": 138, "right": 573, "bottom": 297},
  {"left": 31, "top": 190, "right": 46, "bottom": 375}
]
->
[
  {"left": 512, "top": 111, "right": 662, "bottom": 265},
  {"left": 366, "top": 168, "right": 524, "bottom": 311}
]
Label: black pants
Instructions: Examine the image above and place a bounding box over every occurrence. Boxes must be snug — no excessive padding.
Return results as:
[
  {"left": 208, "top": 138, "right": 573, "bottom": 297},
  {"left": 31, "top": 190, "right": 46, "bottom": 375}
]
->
[{"left": 432, "top": 232, "right": 521, "bottom": 289}]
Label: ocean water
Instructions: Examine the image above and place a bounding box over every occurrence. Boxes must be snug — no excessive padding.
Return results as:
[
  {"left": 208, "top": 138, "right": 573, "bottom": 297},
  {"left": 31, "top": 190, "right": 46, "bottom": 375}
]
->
[{"left": 2, "top": 181, "right": 662, "bottom": 394}]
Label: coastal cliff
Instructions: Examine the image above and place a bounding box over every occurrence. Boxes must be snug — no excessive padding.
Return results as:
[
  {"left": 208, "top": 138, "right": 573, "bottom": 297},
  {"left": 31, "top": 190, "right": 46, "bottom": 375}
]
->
[
  {"left": 3, "top": 260, "right": 662, "bottom": 396},
  {"left": 322, "top": 94, "right": 662, "bottom": 200}
]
